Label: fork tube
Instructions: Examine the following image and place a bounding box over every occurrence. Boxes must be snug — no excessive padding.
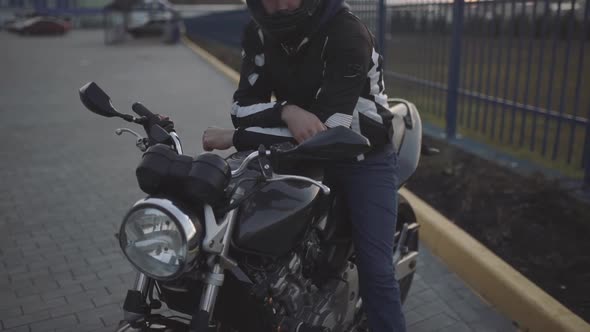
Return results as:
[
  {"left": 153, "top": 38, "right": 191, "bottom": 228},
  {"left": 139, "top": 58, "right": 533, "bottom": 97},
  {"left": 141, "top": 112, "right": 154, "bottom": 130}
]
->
[
  {"left": 198, "top": 207, "right": 239, "bottom": 317},
  {"left": 122, "top": 272, "right": 150, "bottom": 325},
  {"left": 199, "top": 264, "right": 223, "bottom": 314},
  {"left": 134, "top": 272, "right": 149, "bottom": 296}
]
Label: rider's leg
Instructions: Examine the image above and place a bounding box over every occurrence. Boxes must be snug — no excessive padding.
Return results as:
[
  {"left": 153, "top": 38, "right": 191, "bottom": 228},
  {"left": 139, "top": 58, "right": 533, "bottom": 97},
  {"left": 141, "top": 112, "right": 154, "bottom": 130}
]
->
[{"left": 325, "top": 144, "right": 406, "bottom": 332}]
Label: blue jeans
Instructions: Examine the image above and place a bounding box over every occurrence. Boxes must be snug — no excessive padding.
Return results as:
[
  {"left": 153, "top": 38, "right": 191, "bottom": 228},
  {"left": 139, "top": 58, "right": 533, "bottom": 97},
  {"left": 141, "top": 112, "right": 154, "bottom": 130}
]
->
[{"left": 324, "top": 144, "right": 407, "bottom": 332}]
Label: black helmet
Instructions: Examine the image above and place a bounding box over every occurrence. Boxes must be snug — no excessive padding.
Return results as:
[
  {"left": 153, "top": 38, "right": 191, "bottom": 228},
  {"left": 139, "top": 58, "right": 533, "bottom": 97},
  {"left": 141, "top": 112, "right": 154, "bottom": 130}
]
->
[{"left": 246, "top": 0, "right": 324, "bottom": 46}]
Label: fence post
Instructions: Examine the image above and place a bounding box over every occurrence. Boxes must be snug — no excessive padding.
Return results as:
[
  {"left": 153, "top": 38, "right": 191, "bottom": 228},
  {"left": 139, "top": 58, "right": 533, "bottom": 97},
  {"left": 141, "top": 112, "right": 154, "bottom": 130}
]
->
[
  {"left": 585, "top": 120, "right": 590, "bottom": 189},
  {"left": 445, "top": 0, "right": 465, "bottom": 139},
  {"left": 378, "top": 0, "right": 387, "bottom": 68}
]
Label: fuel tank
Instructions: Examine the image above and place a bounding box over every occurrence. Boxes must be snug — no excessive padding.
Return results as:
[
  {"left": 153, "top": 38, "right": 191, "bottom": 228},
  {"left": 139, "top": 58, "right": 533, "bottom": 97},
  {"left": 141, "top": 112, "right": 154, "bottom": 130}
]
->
[{"left": 227, "top": 152, "right": 324, "bottom": 257}]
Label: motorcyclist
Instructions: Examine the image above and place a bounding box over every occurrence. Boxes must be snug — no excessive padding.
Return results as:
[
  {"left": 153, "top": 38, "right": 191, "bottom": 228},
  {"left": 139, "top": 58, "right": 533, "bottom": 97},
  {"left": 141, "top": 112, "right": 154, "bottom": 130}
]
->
[{"left": 201, "top": 0, "right": 406, "bottom": 331}]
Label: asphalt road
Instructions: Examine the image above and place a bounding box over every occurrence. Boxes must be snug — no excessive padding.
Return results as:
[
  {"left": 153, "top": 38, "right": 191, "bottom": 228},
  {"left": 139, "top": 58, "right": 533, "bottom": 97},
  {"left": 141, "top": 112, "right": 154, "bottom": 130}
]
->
[{"left": 0, "top": 30, "right": 515, "bottom": 332}]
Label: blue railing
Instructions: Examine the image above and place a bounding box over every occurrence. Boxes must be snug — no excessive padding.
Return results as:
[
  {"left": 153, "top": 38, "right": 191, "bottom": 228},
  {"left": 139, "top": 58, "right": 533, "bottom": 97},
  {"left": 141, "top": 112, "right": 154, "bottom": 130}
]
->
[
  {"left": 5, "top": 0, "right": 590, "bottom": 186},
  {"left": 182, "top": 0, "right": 590, "bottom": 186},
  {"left": 0, "top": 0, "right": 104, "bottom": 15},
  {"left": 371, "top": 0, "right": 590, "bottom": 186},
  {"left": 15, "top": 0, "right": 587, "bottom": 186}
]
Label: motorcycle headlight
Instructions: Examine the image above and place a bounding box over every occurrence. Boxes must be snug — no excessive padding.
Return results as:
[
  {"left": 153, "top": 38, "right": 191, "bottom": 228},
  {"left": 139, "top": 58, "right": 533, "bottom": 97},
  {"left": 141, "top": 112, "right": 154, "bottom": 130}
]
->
[{"left": 119, "top": 198, "right": 202, "bottom": 280}]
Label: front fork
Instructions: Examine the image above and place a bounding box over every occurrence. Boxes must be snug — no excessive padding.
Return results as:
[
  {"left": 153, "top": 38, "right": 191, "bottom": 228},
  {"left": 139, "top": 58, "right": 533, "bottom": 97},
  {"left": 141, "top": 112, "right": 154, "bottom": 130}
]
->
[
  {"left": 120, "top": 206, "right": 240, "bottom": 331},
  {"left": 120, "top": 272, "right": 150, "bottom": 327},
  {"left": 135, "top": 272, "right": 149, "bottom": 294},
  {"left": 190, "top": 206, "right": 239, "bottom": 330}
]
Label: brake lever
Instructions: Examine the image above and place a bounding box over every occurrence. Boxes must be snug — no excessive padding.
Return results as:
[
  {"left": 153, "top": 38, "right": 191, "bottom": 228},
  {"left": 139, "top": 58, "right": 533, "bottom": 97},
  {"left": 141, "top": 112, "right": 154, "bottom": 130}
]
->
[
  {"left": 115, "top": 128, "right": 142, "bottom": 138},
  {"left": 266, "top": 174, "right": 331, "bottom": 195},
  {"left": 115, "top": 128, "right": 148, "bottom": 151}
]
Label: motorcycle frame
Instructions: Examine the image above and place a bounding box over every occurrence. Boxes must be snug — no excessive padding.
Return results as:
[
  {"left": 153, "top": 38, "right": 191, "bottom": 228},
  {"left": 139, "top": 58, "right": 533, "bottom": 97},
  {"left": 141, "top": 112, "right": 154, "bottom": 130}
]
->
[
  {"left": 122, "top": 200, "right": 420, "bottom": 331},
  {"left": 118, "top": 138, "right": 420, "bottom": 331}
]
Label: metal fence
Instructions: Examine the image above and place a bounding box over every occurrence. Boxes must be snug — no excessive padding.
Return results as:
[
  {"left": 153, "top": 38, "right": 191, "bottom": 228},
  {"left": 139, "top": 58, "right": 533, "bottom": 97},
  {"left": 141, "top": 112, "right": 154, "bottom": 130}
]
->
[
  {"left": 0, "top": 0, "right": 106, "bottom": 27},
  {"left": 5, "top": 0, "right": 589, "bottom": 186},
  {"left": 354, "top": 0, "right": 590, "bottom": 186},
  {"left": 0, "top": 0, "right": 101, "bottom": 14}
]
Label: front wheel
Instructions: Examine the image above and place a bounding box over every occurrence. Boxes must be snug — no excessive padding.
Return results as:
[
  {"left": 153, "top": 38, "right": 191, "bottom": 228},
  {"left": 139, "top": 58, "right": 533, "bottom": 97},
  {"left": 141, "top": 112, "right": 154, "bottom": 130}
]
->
[
  {"left": 114, "top": 322, "right": 179, "bottom": 332},
  {"left": 114, "top": 317, "right": 190, "bottom": 332}
]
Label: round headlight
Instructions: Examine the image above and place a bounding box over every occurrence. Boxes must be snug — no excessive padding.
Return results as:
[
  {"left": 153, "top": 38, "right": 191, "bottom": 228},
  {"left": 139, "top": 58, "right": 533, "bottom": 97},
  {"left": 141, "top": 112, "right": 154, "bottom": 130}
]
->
[{"left": 119, "top": 198, "right": 201, "bottom": 280}]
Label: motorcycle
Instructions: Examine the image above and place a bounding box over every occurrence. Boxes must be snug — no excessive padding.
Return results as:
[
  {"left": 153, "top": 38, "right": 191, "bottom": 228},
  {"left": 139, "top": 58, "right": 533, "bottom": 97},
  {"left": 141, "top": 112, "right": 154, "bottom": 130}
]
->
[{"left": 78, "top": 81, "right": 427, "bottom": 332}]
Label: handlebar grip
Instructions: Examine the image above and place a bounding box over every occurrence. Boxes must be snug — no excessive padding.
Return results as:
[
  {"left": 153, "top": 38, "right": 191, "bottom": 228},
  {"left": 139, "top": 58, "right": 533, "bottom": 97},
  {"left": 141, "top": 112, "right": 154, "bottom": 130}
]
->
[{"left": 132, "top": 102, "right": 157, "bottom": 121}]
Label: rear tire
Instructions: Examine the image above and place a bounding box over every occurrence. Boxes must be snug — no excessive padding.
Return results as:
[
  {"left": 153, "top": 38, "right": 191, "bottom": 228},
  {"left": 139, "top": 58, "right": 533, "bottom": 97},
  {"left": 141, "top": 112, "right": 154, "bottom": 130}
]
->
[
  {"left": 399, "top": 270, "right": 415, "bottom": 304},
  {"left": 397, "top": 195, "right": 419, "bottom": 304}
]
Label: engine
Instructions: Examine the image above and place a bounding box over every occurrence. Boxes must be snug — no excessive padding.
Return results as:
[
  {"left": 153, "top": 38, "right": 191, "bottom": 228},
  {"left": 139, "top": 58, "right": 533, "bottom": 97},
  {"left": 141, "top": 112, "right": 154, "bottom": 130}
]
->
[{"left": 245, "top": 248, "right": 361, "bottom": 332}]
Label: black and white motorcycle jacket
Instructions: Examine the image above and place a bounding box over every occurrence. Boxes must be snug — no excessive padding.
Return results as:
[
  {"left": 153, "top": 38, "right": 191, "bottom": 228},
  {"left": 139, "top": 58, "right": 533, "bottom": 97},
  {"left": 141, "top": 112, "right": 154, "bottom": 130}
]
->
[{"left": 231, "top": 8, "right": 393, "bottom": 153}]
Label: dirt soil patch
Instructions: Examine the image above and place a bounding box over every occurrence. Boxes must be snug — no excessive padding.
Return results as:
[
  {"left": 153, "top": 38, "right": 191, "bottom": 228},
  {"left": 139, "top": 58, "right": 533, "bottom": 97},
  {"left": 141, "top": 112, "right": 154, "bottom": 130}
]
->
[
  {"left": 186, "top": 35, "right": 590, "bottom": 323},
  {"left": 409, "top": 135, "right": 590, "bottom": 323}
]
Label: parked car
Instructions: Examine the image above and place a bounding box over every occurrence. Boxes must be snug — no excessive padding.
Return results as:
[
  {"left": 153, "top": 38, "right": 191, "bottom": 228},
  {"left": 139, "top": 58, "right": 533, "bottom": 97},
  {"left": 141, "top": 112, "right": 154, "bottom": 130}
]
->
[
  {"left": 6, "top": 16, "right": 71, "bottom": 35},
  {"left": 127, "top": 17, "right": 168, "bottom": 38}
]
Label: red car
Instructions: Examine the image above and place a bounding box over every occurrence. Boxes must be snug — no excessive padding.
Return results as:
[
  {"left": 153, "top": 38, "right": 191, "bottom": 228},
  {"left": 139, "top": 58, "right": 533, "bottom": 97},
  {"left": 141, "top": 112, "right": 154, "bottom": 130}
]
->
[{"left": 6, "top": 16, "right": 71, "bottom": 35}]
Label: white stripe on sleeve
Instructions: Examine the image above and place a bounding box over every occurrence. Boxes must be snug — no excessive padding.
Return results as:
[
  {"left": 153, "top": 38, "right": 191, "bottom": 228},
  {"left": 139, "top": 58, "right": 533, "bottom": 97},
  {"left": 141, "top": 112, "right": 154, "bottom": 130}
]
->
[
  {"left": 231, "top": 101, "right": 277, "bottom": 117},
  {"left": 368, "top": 48, "right": 382, "bottom": 96},
  {"left": 351, "top": 110, "right": 365, "bottom": 161},
  {"left": 245, "top": 127, "right": 293, "bottom": 137},
  {"left": 355, "top": 97, "right": 383, "bottom": 124},
  {"left": 255, "top": 54, "right": 265, "bottom": 67},
  {"left": 324, "top": 113, "right": 353, "bottom": 128},
  {"left": 248, "top": 73, "right": 259, "bottom": 86}
]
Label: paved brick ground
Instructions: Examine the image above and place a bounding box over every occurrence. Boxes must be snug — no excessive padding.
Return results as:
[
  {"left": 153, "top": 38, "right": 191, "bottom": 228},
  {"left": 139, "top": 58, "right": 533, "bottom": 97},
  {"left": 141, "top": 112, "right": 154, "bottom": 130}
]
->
[{"left": 0, "top": 30, "right": 515, "bottom": 331}]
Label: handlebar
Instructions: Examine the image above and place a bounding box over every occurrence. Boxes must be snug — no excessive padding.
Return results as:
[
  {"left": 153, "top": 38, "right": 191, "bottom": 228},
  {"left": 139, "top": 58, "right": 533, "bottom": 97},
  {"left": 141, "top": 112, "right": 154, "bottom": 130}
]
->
[
  {"left": 132, "top": 102, "right": 158, "bottom": 122},
  {"left": 115, "top": 126, "right": 182, "bottom": 154},
  {"left": 117, "top": 126, "right": 326, "bottom": 195}
]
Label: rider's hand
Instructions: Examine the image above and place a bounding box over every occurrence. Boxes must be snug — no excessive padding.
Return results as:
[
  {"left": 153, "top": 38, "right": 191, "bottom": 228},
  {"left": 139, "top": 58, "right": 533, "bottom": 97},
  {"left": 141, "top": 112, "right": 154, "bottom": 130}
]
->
[
  {"left": 202, "top": 127, "right": 235, "bottom": 151},
  {"left": 281, "top": 104, "right": 326, "bottom": 144}
]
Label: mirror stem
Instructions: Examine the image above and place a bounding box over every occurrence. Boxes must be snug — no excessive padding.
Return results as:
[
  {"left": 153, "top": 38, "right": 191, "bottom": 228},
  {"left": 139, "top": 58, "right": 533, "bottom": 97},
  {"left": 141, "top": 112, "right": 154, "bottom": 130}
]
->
[{"left": 120, "top": 114, "right": 136, "bottom": 123}]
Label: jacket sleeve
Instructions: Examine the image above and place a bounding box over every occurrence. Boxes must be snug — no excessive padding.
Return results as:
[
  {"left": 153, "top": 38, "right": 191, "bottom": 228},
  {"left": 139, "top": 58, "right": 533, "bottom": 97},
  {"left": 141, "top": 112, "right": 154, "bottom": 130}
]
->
[
  {"left": 308, "top": 31, "right": 372, "bottom": 129},
  {"left": 231, "top": 22, "right": 287, "bottom": 129}
]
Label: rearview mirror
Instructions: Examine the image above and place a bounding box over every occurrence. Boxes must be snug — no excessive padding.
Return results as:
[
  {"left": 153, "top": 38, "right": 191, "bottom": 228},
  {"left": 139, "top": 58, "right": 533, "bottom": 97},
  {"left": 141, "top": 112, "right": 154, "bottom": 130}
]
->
[
  {"left": 79, "top": 82, "right": 122, "bottom": 118},
  {"left": 278, "top": 127, "right": 372, "bottom": 161}
]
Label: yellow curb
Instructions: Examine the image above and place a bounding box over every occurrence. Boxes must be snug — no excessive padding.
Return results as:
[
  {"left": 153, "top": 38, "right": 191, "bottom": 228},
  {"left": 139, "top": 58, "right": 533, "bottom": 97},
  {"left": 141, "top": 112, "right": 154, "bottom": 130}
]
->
[
  {"left": 180, "top": 33, "right": 590, "bottom": 332},
  {"left": 181, "top": 35, "right": 240, "bottom": 84},
  {"left": 400, "top": 188, "right": 590, "bottom": 332}
]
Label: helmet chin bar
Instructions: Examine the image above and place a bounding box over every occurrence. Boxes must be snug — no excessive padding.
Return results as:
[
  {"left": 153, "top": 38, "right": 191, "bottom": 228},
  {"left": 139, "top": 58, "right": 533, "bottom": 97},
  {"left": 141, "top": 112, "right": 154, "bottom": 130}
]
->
[{"left": 247, "top": 0, "right": 323, "bottom": 48}]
